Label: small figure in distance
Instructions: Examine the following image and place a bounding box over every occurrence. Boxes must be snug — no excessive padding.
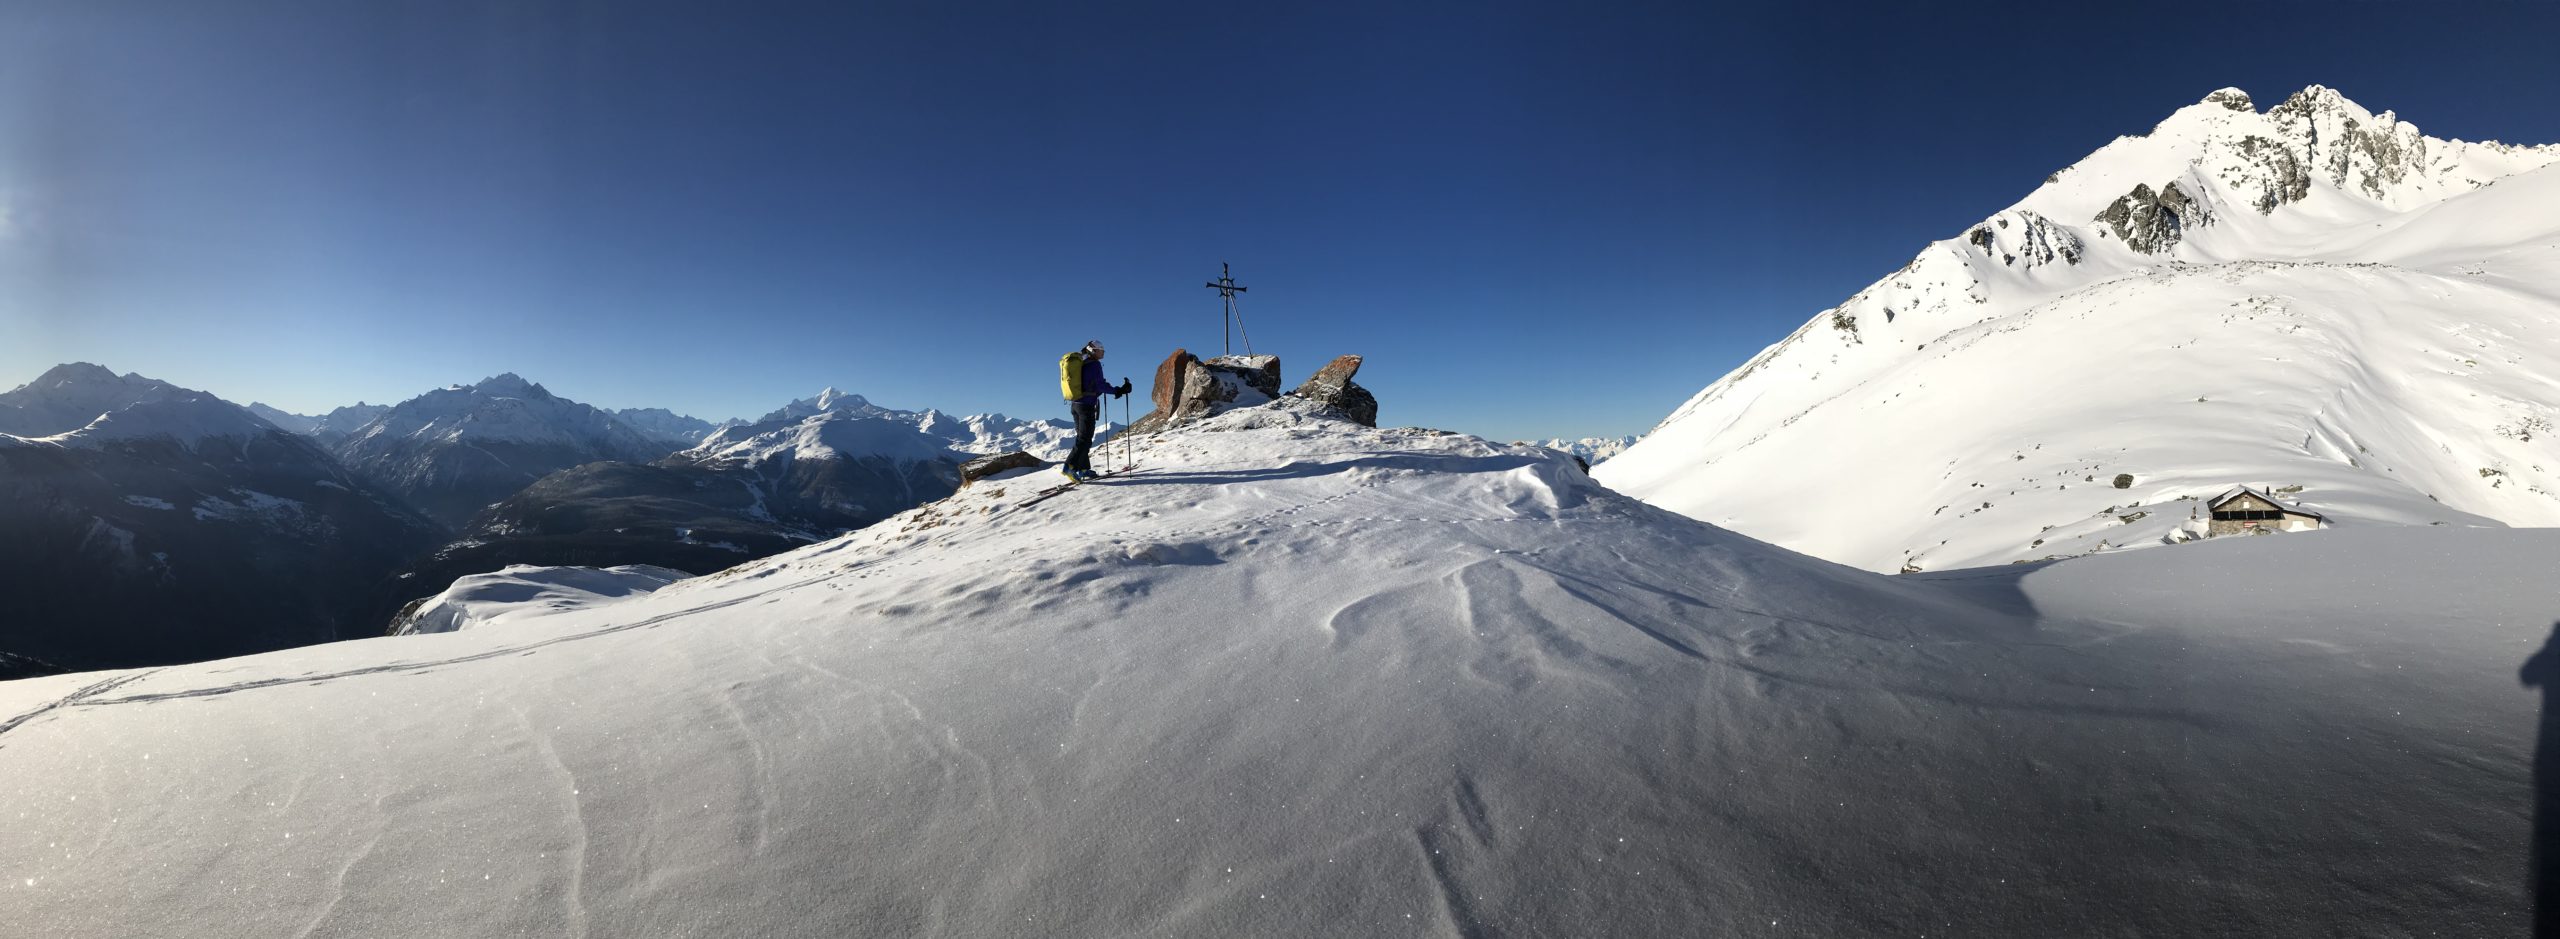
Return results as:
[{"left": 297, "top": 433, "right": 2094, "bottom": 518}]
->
[{"left": 1058, "top": 340, "right": 1132, "bottom": 482}]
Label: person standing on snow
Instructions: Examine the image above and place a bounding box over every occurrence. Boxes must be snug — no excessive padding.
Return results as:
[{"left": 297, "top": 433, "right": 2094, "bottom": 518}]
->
[{"left": 1059, "top": 340, "right": 1132, "bottom": 481}]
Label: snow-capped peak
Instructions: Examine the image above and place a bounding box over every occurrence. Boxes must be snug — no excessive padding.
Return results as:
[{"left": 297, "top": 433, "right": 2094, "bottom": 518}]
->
[
  {"left": 755, "top": 387, "right": 880, "bottom": 424},
  {"left": 0, "top": 363, "right": 266, "bottom": 444}
]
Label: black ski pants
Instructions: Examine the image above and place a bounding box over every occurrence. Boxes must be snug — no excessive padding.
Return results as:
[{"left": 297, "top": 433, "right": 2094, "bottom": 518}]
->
[{"left": 1067, "top": 399, "right": 1100, "bottom": 473}]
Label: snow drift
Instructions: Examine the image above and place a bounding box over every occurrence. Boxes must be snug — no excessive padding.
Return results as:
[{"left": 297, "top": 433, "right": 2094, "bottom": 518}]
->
[{"left": 2, "top": 404, "right": 2551, "bottom": 936}]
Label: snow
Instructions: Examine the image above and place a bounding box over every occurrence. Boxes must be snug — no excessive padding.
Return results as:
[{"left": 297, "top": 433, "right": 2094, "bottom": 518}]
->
[
  {"left": 730, "top": 386, "right": 1108, "bottom": 461},
  {"left": 1601, "top": 86, "right": 2560, "bottom": 572},
  {"left": 120, "top": 495, "right": 175, "bottom": 511},
  {"left": 2, "top": 407, "right": 2550, "bottom": 935},
  {"left": 341, "top": 375, "right": 666, "bottom": 452},
  {"left": 1520, "top": 435, "right": 1638, "bottom": 465},
  {"left": 388, "top": 564, "right": 692, "bottom": 635},
  {"left": 189, "top": 490, "right": 307, "bottom": 524},
  {"left": 682, "top": 412, "right": 964, "bottom": 468}
]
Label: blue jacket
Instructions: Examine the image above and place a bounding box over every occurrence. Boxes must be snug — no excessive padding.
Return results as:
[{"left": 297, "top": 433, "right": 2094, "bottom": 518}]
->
[{"left": 1075, "top": 356, "right": 1110, "bottom": 404}]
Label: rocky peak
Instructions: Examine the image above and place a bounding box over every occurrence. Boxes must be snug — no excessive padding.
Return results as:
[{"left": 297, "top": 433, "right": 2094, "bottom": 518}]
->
[
  {"left": 28, "top": 362, "right": 133, "bottom": 389},
  {"left": 2202, "top": 88, "right": 2253, "bottom": 112},
  {"left": 472, "top": 373, "right": 549, "bottom": 399}
]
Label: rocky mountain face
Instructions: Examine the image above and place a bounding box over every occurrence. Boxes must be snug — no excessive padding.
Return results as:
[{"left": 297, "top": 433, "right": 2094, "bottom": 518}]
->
[
  {"left": 0, "top": 364, "right": 443, "bottom": 677},
  {"left": 1598, "top": 85, "right": 2560, "bottom": 573},
  {"left": 331, "top": 374, "right": 678, "bottom": 527}
]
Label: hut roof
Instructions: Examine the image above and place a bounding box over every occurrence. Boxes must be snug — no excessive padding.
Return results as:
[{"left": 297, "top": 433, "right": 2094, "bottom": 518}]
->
[{"left": 2207, "top": 486, "right": 2327, "bottom": 521}]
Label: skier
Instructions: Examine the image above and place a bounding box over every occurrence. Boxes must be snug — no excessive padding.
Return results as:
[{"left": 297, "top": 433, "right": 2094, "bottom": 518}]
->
[{"left": 1058, "top": 340, "right": 1132, "bottom": 481}]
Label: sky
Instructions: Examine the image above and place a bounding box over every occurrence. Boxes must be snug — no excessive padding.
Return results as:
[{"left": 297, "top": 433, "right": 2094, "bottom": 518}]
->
[{"left": 3, "top": 1, "right": 2557, "bottom": 441}]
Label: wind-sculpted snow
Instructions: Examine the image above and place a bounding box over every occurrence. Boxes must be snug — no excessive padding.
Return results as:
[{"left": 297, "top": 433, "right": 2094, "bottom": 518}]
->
[
  {"left": 1603, "top": 86, "right": 2560, "bottom": 572},
  {"left": 3, "top": 406, "right": 2551, "bottom": 936}
]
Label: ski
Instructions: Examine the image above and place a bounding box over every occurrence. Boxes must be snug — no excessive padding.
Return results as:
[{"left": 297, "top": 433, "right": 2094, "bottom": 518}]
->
[{"left": 1013, "top": 465, "right": 1137, "bottom": 509}]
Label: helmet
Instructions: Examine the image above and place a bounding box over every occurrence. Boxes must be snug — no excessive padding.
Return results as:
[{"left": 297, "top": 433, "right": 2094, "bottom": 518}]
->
[{"left": 1083, "top": 340, "right": 1105, "bottom": 357}]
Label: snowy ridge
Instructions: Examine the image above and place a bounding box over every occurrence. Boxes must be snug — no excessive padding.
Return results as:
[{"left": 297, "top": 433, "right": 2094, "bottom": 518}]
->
[
  {"left": 340, "top": 374, "right": 665, "bottom": 452},
  {"left": 727, "top": 386, "right": 1100, "bottom": 461},
  {"left": 4, "top": 405, "right": 2553, "bottom": 934},
  {"left": 681, "top": 411, "right": 964, "bottom": 468},
  {"left": 1600, "top": 86, "right": 2560, "bottom": 572},
  {"left": 1520, "top": 435, "right": 1638, "bottom": 465},
  {"left": 388, "top": 564, "right": 690, "bottom": 635},
  {"left": 1, "top": 365, "right": 301, "bottom": 451}
]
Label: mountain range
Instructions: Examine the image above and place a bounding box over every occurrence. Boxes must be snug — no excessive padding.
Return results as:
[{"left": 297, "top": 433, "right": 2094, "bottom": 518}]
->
[
  {"left": 1, "top": 366, "right": 1094, "bottom": 672},
  {"left": 1599, "top": 85, "right": 2560, "bottom": 572},
  {"left": 0, "top": 365, "right": 443, "bottom": 676}
]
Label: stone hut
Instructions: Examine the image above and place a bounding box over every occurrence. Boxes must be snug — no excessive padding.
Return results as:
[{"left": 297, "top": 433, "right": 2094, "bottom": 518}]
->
[{"left": 2206, "top": 486, "right": 2326, "bottom": 536}]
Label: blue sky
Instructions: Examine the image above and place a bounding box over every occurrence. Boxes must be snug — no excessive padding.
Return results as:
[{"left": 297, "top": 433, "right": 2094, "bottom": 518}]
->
[{"left": 4, "top": 1, "right": 2556, "bottom": 441}]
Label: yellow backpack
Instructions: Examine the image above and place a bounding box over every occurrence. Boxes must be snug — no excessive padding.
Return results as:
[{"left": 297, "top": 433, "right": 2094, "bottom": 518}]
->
[{"left": 1058, "top": 351, "right": 1085, "bottom": 402}]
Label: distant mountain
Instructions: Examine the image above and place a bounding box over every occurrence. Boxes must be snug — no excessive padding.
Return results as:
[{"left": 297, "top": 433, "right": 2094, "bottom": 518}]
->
[
  {"left": 748, "top": 386, "right": 1098, "bottom": 460},
  {"left": 612, "top": 407, "right": 725, "bottom": 448},
  {"left": 1598, "top": 85, "right": 2560, "bottom": 572},
  {"left": 0, "top": 364, "right": 443, "bottom": 676},
  {"left": 332, "top": 374, "right": 677, "bottom": 527},
  {"left": 249, "top": 401, "right": 390, "bottom": 446},
  {"left": 244, "top": 402, "right": 322, "bottom": 435},
  {"left": 376, "top": 407, "right": 971, "bottom": 632},
  {"left": 1521, "top": 435, "right": 1638, "bottom": 466}
]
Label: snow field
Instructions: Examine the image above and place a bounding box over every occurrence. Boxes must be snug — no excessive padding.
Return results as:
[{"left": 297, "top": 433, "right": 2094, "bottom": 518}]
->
[{"left": 3, "top": 406, "right": 2554, "bottom": 935}]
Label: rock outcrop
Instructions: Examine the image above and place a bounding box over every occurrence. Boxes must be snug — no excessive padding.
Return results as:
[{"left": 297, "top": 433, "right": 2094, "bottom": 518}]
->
[
  {"left": 2094, "top": 180, "right": 2212, "bottom": 255},
  {"left": 1149, "top": 349, "right": 1201, "bottom": 415},
  {"left": 960, "top": 450, "right": 1043, "bottom": 485},
  {"left": 1284, "top": 354, "right": 1378, "bottom": 427},
  {"left": 1130, "top": 354, "right": 1283, "bottom": 434}
]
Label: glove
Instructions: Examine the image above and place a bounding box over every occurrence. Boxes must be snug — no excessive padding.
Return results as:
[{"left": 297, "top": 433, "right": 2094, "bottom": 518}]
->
[{"left": 1114, "top": 379, "right": 1133, "bottom": 397}]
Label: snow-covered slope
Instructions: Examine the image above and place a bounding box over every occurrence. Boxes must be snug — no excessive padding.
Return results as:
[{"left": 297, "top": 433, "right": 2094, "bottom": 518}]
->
[
  {"left": 334, "top": 374, "right": 678, "bottom": 526},
  {"left": 388, "top": 564, "right": 689, "bottom": 635},
  {"left": 2, "top": 404, "right": 2551, "bottom": 935},
  {"left": 1599, "top": 85, "right": 2560, "bottom": 572}
]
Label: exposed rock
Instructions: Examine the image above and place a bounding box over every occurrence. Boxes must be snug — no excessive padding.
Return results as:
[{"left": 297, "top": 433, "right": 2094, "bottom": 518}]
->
[
  {"left": 1131, "top": 354, "right": 1283, "bottom": 434},
  {"left": 2226, "top": 136, "right": 2312, "bottom": 213},
  {"left": 1285, "top": 355, "right": 1378, "bottom": 427},
  {"left": 2094, "top": 181, "right": 2212, "bottom": 255},
  {"left": 1150, "top": 349, "right": 1200, "bottom": 415},
  {"left": 2203, "top": 87, "right": 2253, "bottom": 112},
  {"left": 960, "top": 450, "right": 1043, "bottom": 485},
  {"left": 1210, "top": 354, "right": 1283, "bottom": 398},
  {"left": 1973, "top": 210, "right": 2084, "bottom": 268}
]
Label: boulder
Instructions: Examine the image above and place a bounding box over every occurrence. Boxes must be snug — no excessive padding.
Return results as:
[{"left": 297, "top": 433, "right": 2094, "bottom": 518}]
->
[
  {"left": 1207, "top": 354, "right": 1282, "bottom": 398},
  {"left": 1150, "top": 349, "right": 1200, "bottom": 415},
  {"left": 1285, "top": 354, "right": 1378, "bottom": 427},
  {"left": 959, "top": 450, "right": 1043, "bottom": 486},
  {"left": 1131, "top": 353, "right": 1283, "bottom": 435}
]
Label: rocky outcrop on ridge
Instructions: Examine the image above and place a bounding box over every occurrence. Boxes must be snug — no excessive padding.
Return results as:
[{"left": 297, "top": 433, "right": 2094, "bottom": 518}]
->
[
  {"left": 1129, "top": 353, "right": 1283, "bottom": 435},
  {"left": 1284, "top": 354, "right": 1378, "bottom": 427}
]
